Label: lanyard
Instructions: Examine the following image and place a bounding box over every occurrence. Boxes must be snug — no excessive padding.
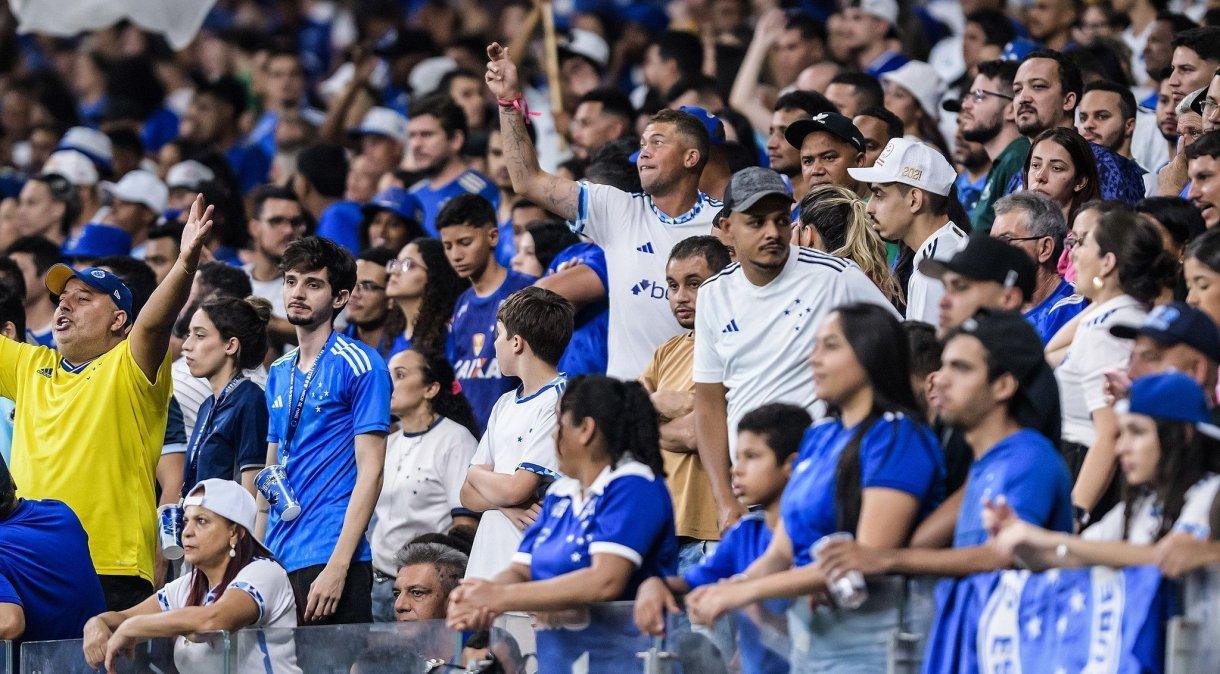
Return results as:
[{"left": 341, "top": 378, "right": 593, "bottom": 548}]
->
[
  {"left": 281, "top": 332, "right": 334, "bottom": 465},
  {"left": 182, "top": 375, "right": 246, "bottom": 497}
]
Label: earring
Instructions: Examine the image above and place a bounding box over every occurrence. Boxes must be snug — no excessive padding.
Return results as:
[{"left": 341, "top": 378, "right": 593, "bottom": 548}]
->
[
  {"left": 229, "top": 542, "right": 237, "bottom": 558},
  {"left": 1092, "top": 276, "right": 1104, "bottom": 291}
]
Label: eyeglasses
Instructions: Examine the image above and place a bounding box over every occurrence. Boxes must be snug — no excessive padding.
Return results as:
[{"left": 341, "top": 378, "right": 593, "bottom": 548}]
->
[
  {"left": 994, "top": 234, "right": 1046, "bottom": 244},
  {"left": 386, "top": 258, "right": 425, "bottom": 274},
  {"left": 353, "top": 280, "right": 386, "bottom": 293},
  {"left": 967, "top": 88, "right": 1014, "bottom": 103},
  {"left": 1064, "top": 233, "right": 1083, "bottom": 249}
]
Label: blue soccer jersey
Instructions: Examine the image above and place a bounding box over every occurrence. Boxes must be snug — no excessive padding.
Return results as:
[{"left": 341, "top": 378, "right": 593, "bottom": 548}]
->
[
  {"left": 183, "top": 378, "right": 268, "bottom": 494},
  {"left": 954, "top": 428, "right": 1074, "bottom": 548},
  {"left": 1023, "top": 279, "right": 1087, "bottom": 344},
  {"left": 315, "top": 200, "right": 364, "bottom": 255},
  {"left": 445, "top": 270, "right": 537, "bottom": 432},
  {"left": 409, "top": 169, "right": 501, "bottom": 236},
  {"left": 547, "top": 242, "right": 609, "bottom": 377},
  {"left": 264, "top": 331, "right": 391, "bottom": 572},
  {"left": 782, "top": 414, "right": 945, "bottom": 567}
]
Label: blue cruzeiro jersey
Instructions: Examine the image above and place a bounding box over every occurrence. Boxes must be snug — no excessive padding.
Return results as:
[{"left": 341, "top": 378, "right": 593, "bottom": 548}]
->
[
  {"left": 547, "top": 242, "right": 609, "bottom": 377},
  {"left": 446, "top": 270, "right": 537, "bottom": 433},
  {"left": 1023, "top": 279, "right": 1087, "bottom": 344},
  {"left": 409, "top": 169, "right": 501, "bottom": 237},
  {"left": 265, "top": 331, "right": 391, "bottom": 572}
]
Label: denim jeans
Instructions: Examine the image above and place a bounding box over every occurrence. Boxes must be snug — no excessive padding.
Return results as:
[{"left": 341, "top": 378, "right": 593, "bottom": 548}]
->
[
  {"left": 786, "top": 575, "right": 920, "bottom": 674},
  {"left": 371, "top": 571, "right": 396, "bottom": 623}
]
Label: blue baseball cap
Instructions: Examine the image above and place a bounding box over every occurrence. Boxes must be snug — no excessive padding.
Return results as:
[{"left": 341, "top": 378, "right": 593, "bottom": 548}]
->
[
  {"left": 1125, "top": 372, "right": 1218, "bottom": 430},
  {"left": 1109, "top": 302, "right": 1220, "bottom": 363},
  {"left": 60, "top": 223, "right": 133, "bottom": 260},
  {"left": 361, "top": 187, "right": 424, "bottom": 224},
  {"left": 44, "top": 264, "right": 134, "bottom": 325},
  {"left": 631, "top": 105, "right": 726, "bottom": 163},
  {"left": 1003, "top": 37, "right": 1039, "bottom": 62}
]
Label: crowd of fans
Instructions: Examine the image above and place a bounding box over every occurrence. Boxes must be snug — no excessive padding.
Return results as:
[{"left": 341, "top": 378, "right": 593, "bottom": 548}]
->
[{"left": 2, "top": 0, "right": 1220, "bottom": 671}]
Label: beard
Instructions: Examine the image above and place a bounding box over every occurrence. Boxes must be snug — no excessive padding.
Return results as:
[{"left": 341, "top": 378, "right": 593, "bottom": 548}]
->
[
  {"left": 1016, "top": 115, "right": 1049, "bottom": 137},
  {"left": 418, "top": 153, "right": 448, "bottom": 178},
  {"left": 962, "top": 114, "right": 1004, "bottom": 144}
]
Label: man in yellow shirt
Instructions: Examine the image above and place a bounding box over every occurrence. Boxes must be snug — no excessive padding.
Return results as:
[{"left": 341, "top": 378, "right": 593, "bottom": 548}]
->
[
  {"left": 0, "top": 196, "right": 215, "bottom": 611},
  {"left": 640, "top": 235, "right": 733, "bottom": 573}
]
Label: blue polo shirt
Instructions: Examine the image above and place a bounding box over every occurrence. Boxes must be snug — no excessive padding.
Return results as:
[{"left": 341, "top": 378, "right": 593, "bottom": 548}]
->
[
  {"left": 182, "top": 378, "right": 268, "bottom": 494},
  {"left": 0, "top": 499, "right": 106, "bottom": 644},
  {"left": 315, "top": 201, "right": 364, "bottom": 255},
  {"left": 516, "top": 461, "right": 677, "bottom": 671},
  {"left": 547, "top": 242, "right": 609, "bottom": 377},
  {"left": 953, "top": 428, "right": 1073, "bottom": 548},
  {"left": 226, "top": 143, "right": 272, "bottom": 195},
  {"left": 409, "top": 170, "right": 501, "bottom": 236},
  {"left": 445, "top": 270, "right": 537, "bottom": 432},
  {"left": 265, "top": 331, "right": 391, "bottom": 572},
  {"left": 1023, "top": 279, "right": 1087, "bottom": 344},
  {"left": 683, "top": 511, "right": 789, "bottom": 674},
  {"left": 783, "top": 414, "right": 944, "bottom": 567}
]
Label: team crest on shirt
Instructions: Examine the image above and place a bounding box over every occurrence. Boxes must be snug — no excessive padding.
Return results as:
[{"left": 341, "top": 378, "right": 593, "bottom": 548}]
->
[{"left": 471, "top": 332, "right": 485, "bottom": 355}]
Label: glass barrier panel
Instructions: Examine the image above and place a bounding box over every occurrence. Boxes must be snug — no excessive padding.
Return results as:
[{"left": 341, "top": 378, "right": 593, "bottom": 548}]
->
[
  {"left": 1, "top": 640, "right": 10, "bottom": 674},
  {"left": 663, "top": 598, "right": 790, "bottom": 673},
  {"left": 233, "top": 619, "right": 463, "bottom": 674},
  {"left": 1167, "top": 566, "right": 1220, "bottom": 674},
  {"left": 489, "top": 602, "right": 650, "bottom": 673},
  {"left": 20, "top": 631, "right": 229, "bottom": 674}
]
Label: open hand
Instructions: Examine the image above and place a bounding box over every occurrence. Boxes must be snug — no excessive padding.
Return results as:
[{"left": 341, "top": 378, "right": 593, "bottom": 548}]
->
[
  {"left": 304, "top": 563, "right": 348, "bottom": 622},
  {"left": 179, "top": 194, "right": 215, "bottom": 272},
  {"left": 485, "top": 43, "right": 522, "bottom": 101}
]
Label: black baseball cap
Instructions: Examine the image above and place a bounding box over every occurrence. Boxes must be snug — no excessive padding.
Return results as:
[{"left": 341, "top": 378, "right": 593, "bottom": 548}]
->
[
  {"left": 1110, "top": 302, "right": 1220, "bottom": 362},
  {"left": 918, "top": 234, "right": 1037, "bottom": 301},
  {"left": 784, "top": 112, "right": 866, "bottom": 153},
  {"left": 954, "top": 309, "right": 1062, "bottom": 439}
]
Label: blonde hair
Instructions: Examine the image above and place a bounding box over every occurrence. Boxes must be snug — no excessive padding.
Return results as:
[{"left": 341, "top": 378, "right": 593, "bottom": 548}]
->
[{"left": 799, "top": 185, "right": 904, "bottom": 305}]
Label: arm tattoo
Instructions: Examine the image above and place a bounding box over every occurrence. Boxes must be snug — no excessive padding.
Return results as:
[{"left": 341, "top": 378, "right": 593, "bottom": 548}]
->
[{"left": 500, "top": 107, "right": 579, "bottom": 220}]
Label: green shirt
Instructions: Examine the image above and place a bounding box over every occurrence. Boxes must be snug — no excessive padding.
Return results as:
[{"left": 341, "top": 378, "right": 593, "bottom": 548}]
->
[{"left": 970, "top": 136, "right": 1031, "bottom": 234}]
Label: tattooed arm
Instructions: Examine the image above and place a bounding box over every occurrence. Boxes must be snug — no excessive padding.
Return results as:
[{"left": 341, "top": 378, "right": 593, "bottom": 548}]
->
[{"left": 485, "top": 42, "right": 580, "bottom": 221}]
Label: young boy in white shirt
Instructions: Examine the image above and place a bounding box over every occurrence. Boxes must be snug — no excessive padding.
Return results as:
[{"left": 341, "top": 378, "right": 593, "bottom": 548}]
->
[{"left": 460, "top": 287, "right": 575, "bottom": 579}]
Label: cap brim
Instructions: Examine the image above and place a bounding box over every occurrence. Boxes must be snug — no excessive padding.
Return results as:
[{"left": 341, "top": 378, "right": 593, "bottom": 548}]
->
[
  {"left": 733, "top": 189, "right": 794, "bottom": 214},
  {"left": 1108, "top": 323, "right": 1142, "bottom": 340},
  {"left": 846, "top": 165, "right": 893, "bottom": 184},
  {"left": 44, "top": 263, "right": 77, "bottom": 295},
  {"left": 942, "top": 99, "right": 961, "bottom": 113},
  {"left": 917, "top": 257, "right": 953, "bottom": 280}
]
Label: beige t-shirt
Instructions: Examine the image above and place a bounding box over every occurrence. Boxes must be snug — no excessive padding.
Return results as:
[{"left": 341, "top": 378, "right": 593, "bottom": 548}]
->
[{"left": 641, "top": 332, "right": 719, "bottom": 541}]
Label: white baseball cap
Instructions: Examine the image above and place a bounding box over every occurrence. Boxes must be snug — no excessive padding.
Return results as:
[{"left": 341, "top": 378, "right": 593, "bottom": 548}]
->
[
  {"left": 881, "top": 61, "right": 945, "bottom": 121},
  {"left": 857, "top": 0, "right": 899, "bottom": 26},
  {"left": 42, "top": 150, "right": 99, "bottom": 187},
  {"left": 560, "top": 29, "right": 610, "bottom": 69},
  {"left": 55, "top": 126, "right": 113, "bottom": 170},
  {"left": 409, "top": 56, "right": 459, "bottom": 97},
  {"left": 166, "top": 160, "right": 216, "bottom": 190},
  {"left": 100, "top": 169, "right": 169, "bottom": 214},
  {"left": 351, "top": 106, "right": 409, "bottom": 144},
  {"left": 847, "top": 137, "right": 957, "bottom": 196},
  {"left": 183, "top": 479, "right": 272, "bottom": 554}
]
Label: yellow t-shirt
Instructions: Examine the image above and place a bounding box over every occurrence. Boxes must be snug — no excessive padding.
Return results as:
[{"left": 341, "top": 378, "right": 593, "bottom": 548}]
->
[
  {"left": 0, "top": 337, "right": 171, "bottom": 582},
  {"left": 640, "top": 332, "right": 720, "bottom": 541}
]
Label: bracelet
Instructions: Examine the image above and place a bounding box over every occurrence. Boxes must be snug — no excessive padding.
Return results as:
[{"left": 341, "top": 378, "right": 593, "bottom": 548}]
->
[
  {"left": 497, "top": 96, "right": 539, "bottom": 125},
  {"left": 1055, "top": 542, "right": 1069, "bottom": 560}
]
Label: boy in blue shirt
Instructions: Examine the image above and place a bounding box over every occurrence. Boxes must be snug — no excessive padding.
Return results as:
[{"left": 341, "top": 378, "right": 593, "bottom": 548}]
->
[
  {"left": 634, "top": 402, "right": 811, "bottom": 674},
  {"left": 440, "top": 194, "right": 537, "bottom": 432},
  {"left": 256, "top": 236, "right": 391, "bottom": 625}
]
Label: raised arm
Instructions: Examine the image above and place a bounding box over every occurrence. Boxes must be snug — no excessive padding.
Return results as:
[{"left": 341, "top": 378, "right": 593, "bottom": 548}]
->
[
  {"left": 485, "top": 43, "right": 580, "bottom": 221},
  {"left": 130, "top": 196, "right": 213, "bottom": 382},
  {"left": 729, "top": 9, "right": 785, "bottom": 133}
]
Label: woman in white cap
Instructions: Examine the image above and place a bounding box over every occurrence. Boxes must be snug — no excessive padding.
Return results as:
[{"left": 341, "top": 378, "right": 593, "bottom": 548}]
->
[
  {"left": 82, "top": 479, "right": 299, "bottom": 674},
  {"left": 880, "top": 61, "right": 950, "bottom": 155}
]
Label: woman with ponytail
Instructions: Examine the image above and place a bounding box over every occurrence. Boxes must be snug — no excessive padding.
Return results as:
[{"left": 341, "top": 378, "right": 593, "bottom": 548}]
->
[
  {"left": 370, "top": 348, "right": 479, "bottom": 621},
  {"left": 685, "top": 303, "right": 945, "bottom": 673},
  {"left": 446, "top": 375, "right": 678, "bottom": 669},
  {"left": 179, "top": 296, "right": 274, "bottom": 495}
]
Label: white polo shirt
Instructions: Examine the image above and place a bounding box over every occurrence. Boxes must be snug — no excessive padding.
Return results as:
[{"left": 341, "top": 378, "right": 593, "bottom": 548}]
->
[
  {"left": 371, "top": 416, "right": 478, "bottom": 575},
  {"left": 693, "top": 246, "right": 899, "bottom": 459},
  {"left": 573, "top": 182, "right": 720, "bottom": 379},
  {"left": 905, "top": 220, "right": 967, "bottom": 325},
  {"left": 465, "top": 377, "right": 566, "bottom": 580}
]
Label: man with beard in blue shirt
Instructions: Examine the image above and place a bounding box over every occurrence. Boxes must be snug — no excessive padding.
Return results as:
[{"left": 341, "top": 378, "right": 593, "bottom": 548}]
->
[
  {"left": 257, "top": 236, "right": 391, "bottom": 625},
  {"left": 407, "top": 96, "right": 500, "bottom": 236}
]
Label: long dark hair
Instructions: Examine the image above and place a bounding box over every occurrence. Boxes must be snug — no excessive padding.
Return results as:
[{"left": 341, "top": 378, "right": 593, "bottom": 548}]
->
[
  {"left": 829, "top": 303, "right": 920, "bottom": 534},
  {"left": 1092, "top": 210, "right": 1177, "bottom": 305},
  {"left": 415, "top": 348, "right": 479, "bottom": 437},
  {"left": 1121, "top": 419, "right": 1215, "bottom": 542},
  {"left": 407, "top": 237, "right": 469, "bottom": 355},
  {"left": 559, "top": 376, "right": 663, "bottom": 476},
  {"left": 184, "top": 525, "right": 261, "bottom": 607},
  {"left": 1023, "top": 127, "right": 1100, "bottom": 223}
]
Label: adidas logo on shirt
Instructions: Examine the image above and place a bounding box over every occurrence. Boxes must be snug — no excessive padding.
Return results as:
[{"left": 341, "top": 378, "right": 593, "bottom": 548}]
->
[
  {"left": 36, "top": 368, "right": 52, "bottom": 378},
  {"left": 722, "top": 319, "right": 740, "bottom": 333},
  {"left": 272, "top": 395, "right": 284, "bottom": 409},
  {"left": 636, "top": 241, "right": 655, "bottom": 254}
]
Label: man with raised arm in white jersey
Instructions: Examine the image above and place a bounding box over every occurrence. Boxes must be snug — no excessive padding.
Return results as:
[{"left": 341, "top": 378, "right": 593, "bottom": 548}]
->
[
  {"left": 694, "top": 167, "right": 899, "bottom": 532},
  {"left": 484, "top": 43, "right": 721, "bottom": 379}
]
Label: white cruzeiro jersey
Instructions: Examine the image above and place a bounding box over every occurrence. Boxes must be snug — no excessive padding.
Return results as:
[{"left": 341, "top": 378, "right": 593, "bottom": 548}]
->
[
  {"left": 905, "top": 220, "right": 968, "bottom": 325},
  {"left": 573, "top": 182, "right": 720, "bottom": 379},
  {"left": 694, "top": 246, "right": 900, "bottom": 459}
]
